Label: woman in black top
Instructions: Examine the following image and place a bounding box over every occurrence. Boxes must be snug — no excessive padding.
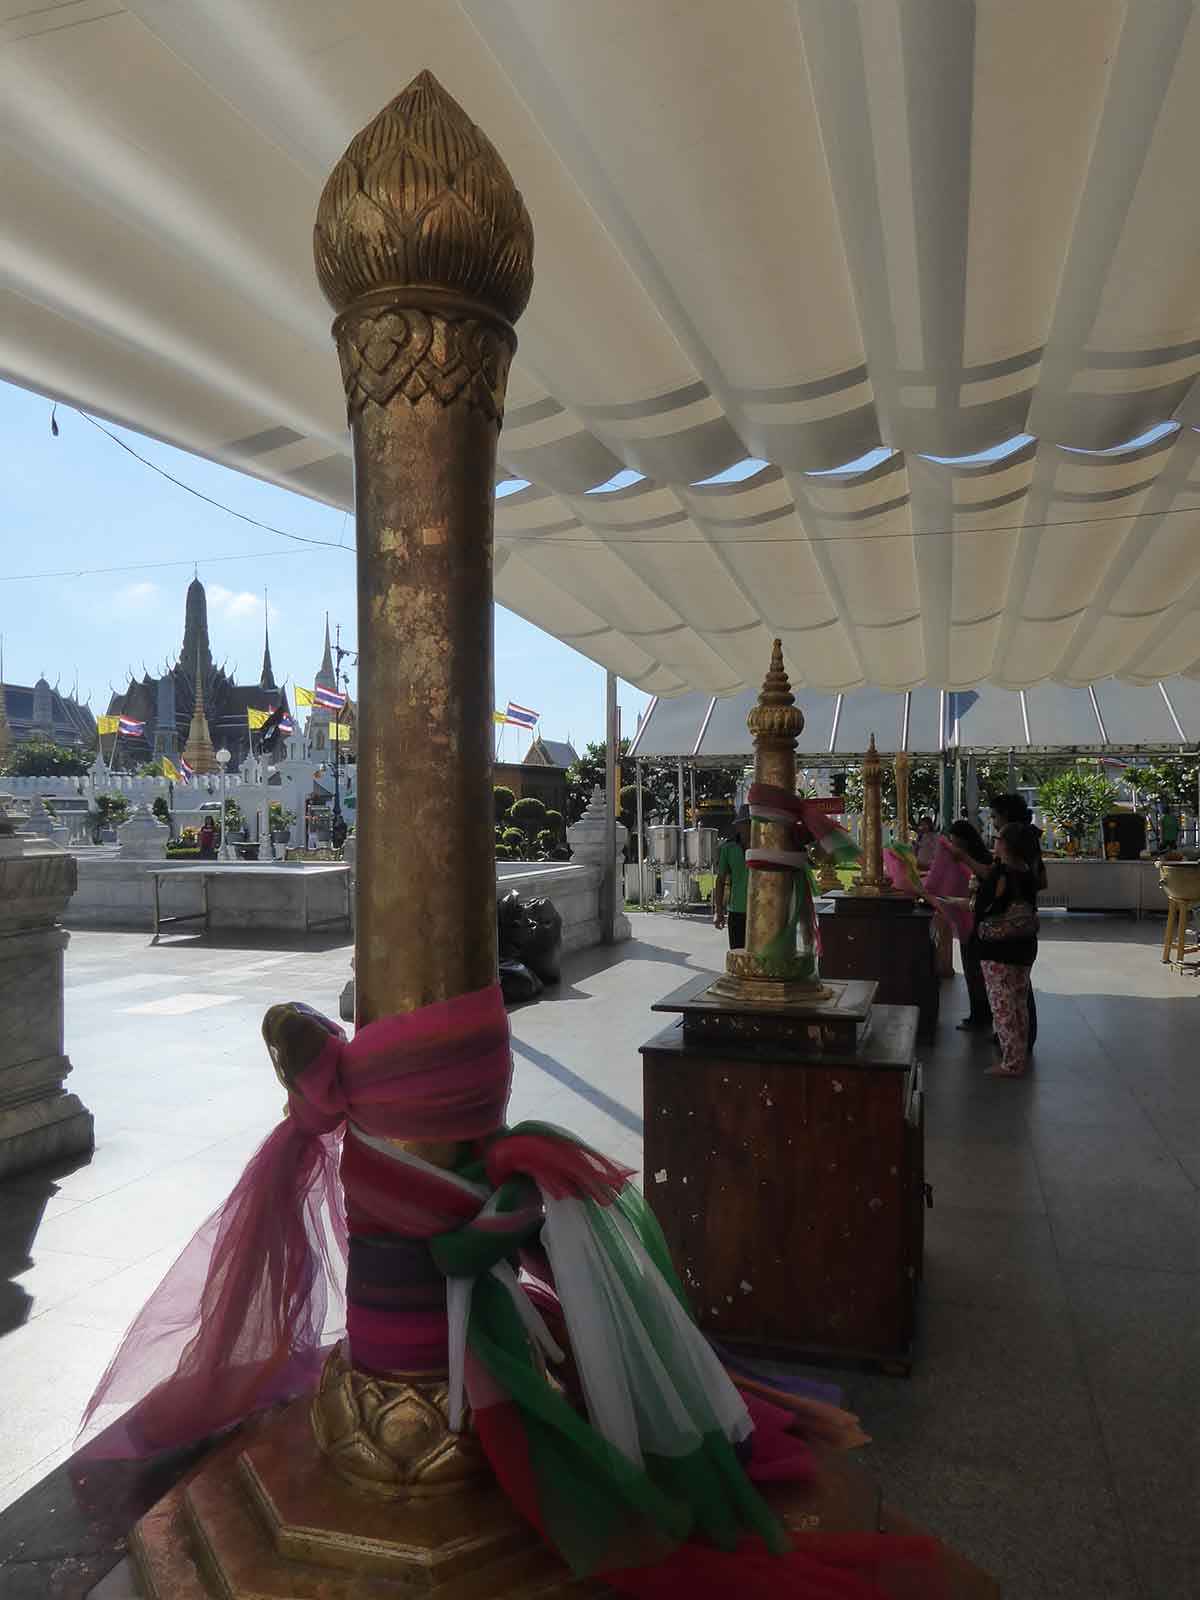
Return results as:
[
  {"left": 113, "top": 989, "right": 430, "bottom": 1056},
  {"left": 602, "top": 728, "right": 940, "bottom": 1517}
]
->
[{"left": 971, "top": 823, "right": 1040, "bottom": 1075}]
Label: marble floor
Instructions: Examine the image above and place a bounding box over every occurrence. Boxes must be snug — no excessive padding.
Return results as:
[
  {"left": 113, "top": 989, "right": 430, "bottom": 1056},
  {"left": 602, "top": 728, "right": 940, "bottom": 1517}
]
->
[{"left": 0, "top": 913, "right": 1197, "bottom": 1597}]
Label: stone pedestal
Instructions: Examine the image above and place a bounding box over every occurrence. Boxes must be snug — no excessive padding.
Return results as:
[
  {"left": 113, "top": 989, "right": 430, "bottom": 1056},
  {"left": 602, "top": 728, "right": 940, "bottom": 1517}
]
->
[
  {"left": 116, "top": 803, "right": 169, "bottom": 860},
  {"left": 0, "top": 822, "right": 93, "bottom": 1180},
  {"left": 20, "top": 793, "right": 69, "bottom": 847},
  {"left": 565, "top": 787, "right": 631, "bottom": 941}
]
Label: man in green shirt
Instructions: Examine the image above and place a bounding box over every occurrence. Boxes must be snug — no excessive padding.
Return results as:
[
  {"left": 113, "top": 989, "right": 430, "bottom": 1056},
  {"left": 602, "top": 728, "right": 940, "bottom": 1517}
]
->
[
  {"left": 1161, "top": 808, "right": 1180, "bottom": 851},
  {"left": 713, "top": 808, "right": 750, "bottom": 949}
]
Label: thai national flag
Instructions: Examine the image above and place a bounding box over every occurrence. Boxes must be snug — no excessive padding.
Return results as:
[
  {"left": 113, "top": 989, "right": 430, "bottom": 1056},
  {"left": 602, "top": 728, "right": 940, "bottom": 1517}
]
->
[
  {"left": 118, "top": 715, "right": 146, "bottom": 737},
  {"left": 505, "top": 701, "right": 539, "bottom": 730},
  {"left": 278, "top": 713, "right": 296, "bottom": 735},
  {"left": 179, "top": 755, "right": 195, "bottom": 783},
  {"left": 314, "top": 685, "right": 347, "bottom": 711}
]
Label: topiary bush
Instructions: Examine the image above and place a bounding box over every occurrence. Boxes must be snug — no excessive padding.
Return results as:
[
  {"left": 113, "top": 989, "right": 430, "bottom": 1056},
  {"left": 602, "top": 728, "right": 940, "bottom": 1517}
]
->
[
  {"left": 494, "top": 785, "right": 516, "bottom": 823},
  {"left": 543, "top": 807, "right": 564, "bottom": 839},
  {"left": 510, "top": 796, "right": 548, "bottom": 834},
  {"left": 501, "top": 826, "right": 527, "bottom": 856}
]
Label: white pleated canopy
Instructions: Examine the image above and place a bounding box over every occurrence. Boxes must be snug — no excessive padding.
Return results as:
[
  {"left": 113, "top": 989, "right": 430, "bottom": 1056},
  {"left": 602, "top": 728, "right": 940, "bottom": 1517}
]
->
[{"left": 6, "top": 2, "right": 1200, "bottom": 694}]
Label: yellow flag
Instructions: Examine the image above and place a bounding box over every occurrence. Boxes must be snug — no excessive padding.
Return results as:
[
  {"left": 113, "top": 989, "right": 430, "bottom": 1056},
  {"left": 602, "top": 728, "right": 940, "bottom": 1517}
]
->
[
  {"left": 330, "top": 721, "right": 352, "bottom": 741},
  {"left": 161, "top": 757, "right": 181, "bottom": 781},
  {"left": 247, "top": 707, "right": 269, "bottom": 730},
  {"left": 96, "top": 715, "right": 120, "bottom": 735},
  {"left": 294, "top": 685, "right": 317, "bottom": 707}
]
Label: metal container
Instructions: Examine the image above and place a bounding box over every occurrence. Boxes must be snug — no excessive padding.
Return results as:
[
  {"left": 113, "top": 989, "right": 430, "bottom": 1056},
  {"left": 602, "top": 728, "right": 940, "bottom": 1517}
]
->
[
  {"left": 684, "top": 826, "right": 719, "bottom": 869},
  {"left": 647, "top": 824, "right": 678, "bottom": 865}
]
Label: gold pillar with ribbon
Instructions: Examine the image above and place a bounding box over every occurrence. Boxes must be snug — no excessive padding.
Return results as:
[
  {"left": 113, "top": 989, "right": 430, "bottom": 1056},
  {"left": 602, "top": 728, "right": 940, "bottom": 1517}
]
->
[
  {"left": 893, "top": 751, "right": 911, "bottom": 845},
  {"left": 719, "top": 641, "right": 828, "bottom": 1001}
]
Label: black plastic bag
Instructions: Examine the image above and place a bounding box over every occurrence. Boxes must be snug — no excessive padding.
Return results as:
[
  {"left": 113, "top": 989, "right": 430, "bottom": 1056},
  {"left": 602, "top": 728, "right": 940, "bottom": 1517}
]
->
[
  {"left": 499, "top": 958, "right": 542, "bottom": 1005},
  {"left": 497, "top": 889, "right": 530, "bottom": 960},
  {"left": 497, "top": 890, "right": 563, "bottom": 984},
  {"left": 519, "top": 898, "right": 563, "bottom": 985}
]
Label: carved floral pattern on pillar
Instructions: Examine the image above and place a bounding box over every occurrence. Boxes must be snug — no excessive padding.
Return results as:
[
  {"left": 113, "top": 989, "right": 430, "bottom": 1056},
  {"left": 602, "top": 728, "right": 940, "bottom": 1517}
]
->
[{"left": 314, "top": 71, "right": 534, "bottom": 424}]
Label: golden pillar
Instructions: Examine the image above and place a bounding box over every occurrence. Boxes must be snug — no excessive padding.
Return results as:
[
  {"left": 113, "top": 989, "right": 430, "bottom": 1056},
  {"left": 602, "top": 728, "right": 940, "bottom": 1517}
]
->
[
  {"left": 130, "top": 73, "right": 582, "bottom": 1598},
  {"left": 851, "top": 734, "right": 894, "bottom": 895},
  {"left": 719, "top": 641, "right": 827, "bottom": 1000},
  {"left": 314, "top": 69, "right": 532, "bottom": 1026},
  {"left": 893, "top": 751, "right": 911, "bottom": 845}
]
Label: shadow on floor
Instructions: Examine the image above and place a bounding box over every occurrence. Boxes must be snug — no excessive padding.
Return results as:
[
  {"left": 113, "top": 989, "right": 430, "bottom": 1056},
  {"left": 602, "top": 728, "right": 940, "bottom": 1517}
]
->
[
  {"left": 532, "top": 930, "right": 717, "bottom": 1003},
  {"left": 508, "top": 1036, "right": 643, "bottom": 1137},
  {"left": 62, "top": 925, "right": 354, "bottom": 955},
  {"left": 0, "top": 1157, "right": 90, "bottom": 1337}
]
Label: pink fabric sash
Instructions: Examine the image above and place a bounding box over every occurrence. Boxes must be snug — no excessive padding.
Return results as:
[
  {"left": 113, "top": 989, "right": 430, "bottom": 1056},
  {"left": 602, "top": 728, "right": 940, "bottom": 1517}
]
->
[{"left": 80, "top": 986, "right": 516, "bottom": 1457}]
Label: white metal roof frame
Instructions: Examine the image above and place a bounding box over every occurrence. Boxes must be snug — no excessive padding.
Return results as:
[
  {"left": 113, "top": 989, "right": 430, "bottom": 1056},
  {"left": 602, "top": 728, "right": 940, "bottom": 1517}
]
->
[{"left": 627, "top": 678, "right": 1200, "bottom": 762}]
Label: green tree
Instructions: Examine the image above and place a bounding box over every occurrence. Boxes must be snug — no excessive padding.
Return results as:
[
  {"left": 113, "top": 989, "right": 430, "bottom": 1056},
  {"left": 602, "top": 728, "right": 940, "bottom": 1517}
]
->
[
  {"left": 543, "top": 807, "right": 564, "bottom": 840},
  {"left": 534, "top": 828, "right": 557, "bottom": 856},
  {"left": 494, "top": 785, "right": 516, "bottom": 823},
  {"left": 4, "top": 739, "right": 94, "bottom": 777},
  {"left": 91, "top": 793, "right": 129, "bottom": 840},
  {"left": 501, "top": 825, "right": 526, "bottom": 856},
  {"left": 510, "top": 796, "right": 548, "bottom": 835},
  {"left": 152, "top": 796, "right": 171, "bottom": 830},
  {"left": 269, "top": 802, "right": 298, "bottom": 838},
  {"left": 842, "top": 759, "right": 943, "bottom": 825},
  {"left": 1132, "top": 756, "right": 1200, "bottom": 816},
  {"left": 223, "top": 798, "right": 245, "bottom": 835},
  {"left": 1037, "top": 770, "right": 1116, "bottom": 850},
  {"left": 566, "top": 741, "right": 679, "bottom": 824}
]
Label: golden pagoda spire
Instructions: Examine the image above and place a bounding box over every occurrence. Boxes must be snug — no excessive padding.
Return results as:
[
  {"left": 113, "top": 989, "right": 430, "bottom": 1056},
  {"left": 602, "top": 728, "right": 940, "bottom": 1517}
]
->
[
  {"left": 717, "top": 639, "right": 827, "bottom": 1000},
  {"left": 182, "top": 651, "right": 218, "bottom": 775}
]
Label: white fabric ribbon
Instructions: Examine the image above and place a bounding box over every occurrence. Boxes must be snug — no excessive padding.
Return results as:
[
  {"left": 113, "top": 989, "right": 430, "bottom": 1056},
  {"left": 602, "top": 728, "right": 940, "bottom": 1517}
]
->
[{"left": 746, "top": 846, "right": 808, "bottom": 869}]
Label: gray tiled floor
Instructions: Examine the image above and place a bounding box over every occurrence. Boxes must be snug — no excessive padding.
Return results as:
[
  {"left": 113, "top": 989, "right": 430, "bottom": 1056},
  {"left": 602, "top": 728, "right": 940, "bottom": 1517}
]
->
[{"left": 1, "top": 913, "right": 1197, "bottom": 1597}]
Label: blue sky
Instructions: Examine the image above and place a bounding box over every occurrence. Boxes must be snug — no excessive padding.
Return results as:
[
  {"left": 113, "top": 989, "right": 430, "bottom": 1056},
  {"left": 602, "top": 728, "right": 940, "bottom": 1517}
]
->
[{"left": 0, "top": 380, "right": 647, "bottom": 753}]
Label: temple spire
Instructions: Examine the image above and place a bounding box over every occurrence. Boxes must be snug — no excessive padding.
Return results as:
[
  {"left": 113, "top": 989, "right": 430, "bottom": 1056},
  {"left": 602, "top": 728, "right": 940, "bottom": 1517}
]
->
[
  {"left": 181, "top": 573, "right": 213, "bottom": 679},
  {"left": 260, "top": 590, "right": 277, "bottom": 691},
  {"left": 182, "top": 647, "right": 218, "bottom": 774},
  {"left": 317, "top": 612, "right": 335, "bottom": 686}
]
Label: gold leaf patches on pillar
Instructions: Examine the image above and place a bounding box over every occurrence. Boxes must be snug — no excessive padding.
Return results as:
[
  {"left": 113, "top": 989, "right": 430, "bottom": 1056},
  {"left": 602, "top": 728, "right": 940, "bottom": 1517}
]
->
[{"left": 314, "top": 70, "right": 534, "bottom": 327}]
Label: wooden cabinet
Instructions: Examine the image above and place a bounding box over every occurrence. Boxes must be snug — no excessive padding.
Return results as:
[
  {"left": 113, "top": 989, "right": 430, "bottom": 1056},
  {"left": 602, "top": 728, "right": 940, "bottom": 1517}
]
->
[
  {"left": 641, "top": 1003, "right": 924, "bottom": 1369},
  {"left": 817, "top": 896, "right": 940, "bottom": 1041}
]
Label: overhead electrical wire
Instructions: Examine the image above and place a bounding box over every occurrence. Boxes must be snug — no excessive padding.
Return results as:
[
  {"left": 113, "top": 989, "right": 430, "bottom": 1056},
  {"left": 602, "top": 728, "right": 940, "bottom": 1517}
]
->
[
  {"left": 73, "top": 410, "right": 353, "bottom": 552},
  {"left": 2, "top": 548, "right": 329, "bottom": 583},
  {"left": 10, "top": 405, "right": 1200, "bottom": 582}
]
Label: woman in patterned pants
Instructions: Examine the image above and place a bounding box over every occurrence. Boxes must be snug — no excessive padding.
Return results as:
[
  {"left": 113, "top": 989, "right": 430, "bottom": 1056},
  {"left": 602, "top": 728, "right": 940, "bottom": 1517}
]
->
[{"left": 977, "top": 824, "right": 1041, "bottom": 1077}]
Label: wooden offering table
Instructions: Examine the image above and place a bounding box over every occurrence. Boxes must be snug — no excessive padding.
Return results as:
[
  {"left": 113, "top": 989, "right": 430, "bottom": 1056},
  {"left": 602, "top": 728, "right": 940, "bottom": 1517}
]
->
[
  {"left": 817, "top": 892, "right": 941, "bottom": 1041},
  {"left": 641, "top": 972, "right": 926, "bottom": 1371}
]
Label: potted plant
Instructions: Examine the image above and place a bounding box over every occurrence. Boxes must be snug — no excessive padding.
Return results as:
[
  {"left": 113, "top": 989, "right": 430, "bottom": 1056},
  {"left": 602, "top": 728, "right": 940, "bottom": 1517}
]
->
[
  {"left": 269, "top": 802, "right": 297, "bottom": 843},
  {"left": 1037, "top": 771, "right": 1117, "bottom": 857}
]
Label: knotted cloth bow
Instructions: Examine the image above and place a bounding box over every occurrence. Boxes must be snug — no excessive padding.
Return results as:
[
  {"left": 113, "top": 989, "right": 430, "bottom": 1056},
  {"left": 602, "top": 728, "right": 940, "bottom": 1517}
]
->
[{"left": 80, "top": 984, "right": 942, "bottom": 1598}]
